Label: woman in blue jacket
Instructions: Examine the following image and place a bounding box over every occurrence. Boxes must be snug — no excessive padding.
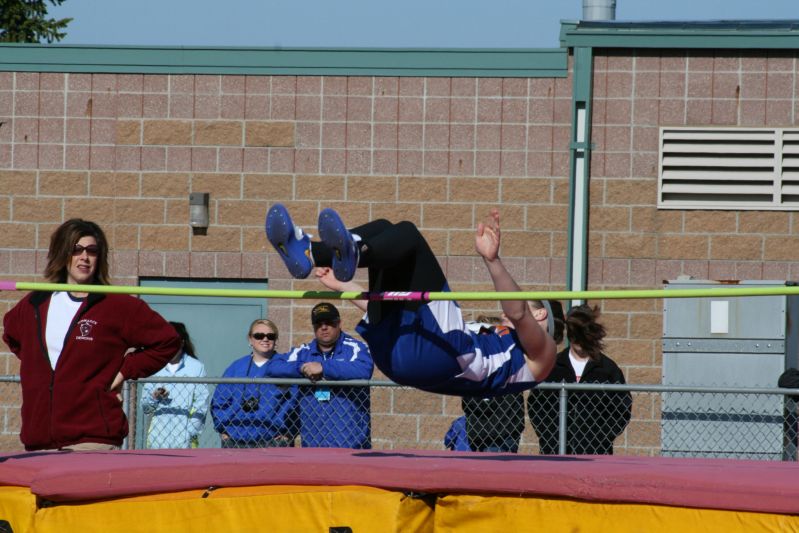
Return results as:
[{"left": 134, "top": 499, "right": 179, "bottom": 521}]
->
[{"left": 211, "top": 319, "right": 298, "bottom": 448}]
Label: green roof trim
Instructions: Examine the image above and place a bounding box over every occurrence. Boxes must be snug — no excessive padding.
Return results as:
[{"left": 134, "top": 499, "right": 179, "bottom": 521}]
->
[
  {"left": 561, "top": 20, "right": 799, "bottom": 49},
  {"left": 0, "top": 43, "right": 568, "bottom": 78}
]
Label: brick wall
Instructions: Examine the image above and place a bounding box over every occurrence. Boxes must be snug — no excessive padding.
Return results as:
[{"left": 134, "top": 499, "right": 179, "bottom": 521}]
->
[
  {"left": 0, "top": 70, "right": 572, "bottom": 451},
  {"left": 589, "top": 49, "right": 799, "bottom": 449}
]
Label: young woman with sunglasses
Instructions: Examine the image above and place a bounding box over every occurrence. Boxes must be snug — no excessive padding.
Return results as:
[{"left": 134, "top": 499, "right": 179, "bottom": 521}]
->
[
  {"left": 210, "top": 319, "right": 299, "bottom": 448},
  {"left": 2, "top": 218, "right": 180, "bottom": 451}
]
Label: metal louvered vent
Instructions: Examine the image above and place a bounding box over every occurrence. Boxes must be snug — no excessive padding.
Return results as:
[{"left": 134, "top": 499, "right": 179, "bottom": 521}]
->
[{"left": 658, "top": 127, "right": 799, "bottom": 210}]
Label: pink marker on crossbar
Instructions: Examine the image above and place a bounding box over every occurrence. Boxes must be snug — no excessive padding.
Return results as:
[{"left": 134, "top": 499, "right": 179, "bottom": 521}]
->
[
  {"left": 360, "top": 291, "right": 429, "bottom": 301},
  {"left": 0, "top": 281, "right": 17, "bottom": 291}
]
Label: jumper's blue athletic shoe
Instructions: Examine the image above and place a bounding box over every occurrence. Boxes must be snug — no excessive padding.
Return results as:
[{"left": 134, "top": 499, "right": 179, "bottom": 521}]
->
[
  {"left": 318, "top": 208, "right": 359, "bottom": 282},
  {"left": 265, "top": 203, "right": 313, "bottom": 279}
]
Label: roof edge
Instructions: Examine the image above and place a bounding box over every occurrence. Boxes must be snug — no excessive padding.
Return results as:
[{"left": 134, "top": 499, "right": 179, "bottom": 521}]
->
[
  {"left": 0, "top": 44, "right": 569, "bottom": 78},
  {"left": 561, "top": 19, "right": 799, "bottom": 49}
]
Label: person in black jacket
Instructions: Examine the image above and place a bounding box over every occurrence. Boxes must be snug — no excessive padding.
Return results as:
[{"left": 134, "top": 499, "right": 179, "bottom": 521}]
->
[
  {"left": 462, "top": 390, "right": 526, "bottom": 452},
  {"left": 463, "top": 301, "right": 565, "bottom": 453},
  {"left": 778, "top": 368, "right": 799, "bottom": 458},
  {"left": 528, "top": 304, "right": 632, "bottom": 455}
]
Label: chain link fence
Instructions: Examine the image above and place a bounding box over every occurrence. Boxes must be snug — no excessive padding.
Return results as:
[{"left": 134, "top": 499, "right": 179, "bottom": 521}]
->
[
  {"left": 128, "top": 377, "right": 799, "bottom": 460},
  {"left": 2, "top": 375, "right": 799, "bottom": 460}
]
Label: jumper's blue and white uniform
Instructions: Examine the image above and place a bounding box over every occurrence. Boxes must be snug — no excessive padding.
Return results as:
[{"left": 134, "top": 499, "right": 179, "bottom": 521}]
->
[
  {"left": 265, "top": 204, "right": 544, "bottom": 399},
  {"left": 268, "top": 332, "right": 373, "bottom": 449},
  {"left": 356, "top": 292, "right": 537, "bottom": 397}
]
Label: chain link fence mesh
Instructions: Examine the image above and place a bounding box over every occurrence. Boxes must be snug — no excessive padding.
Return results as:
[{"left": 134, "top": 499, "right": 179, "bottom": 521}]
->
[
  {"left": 0, "top": 375, "right": 796, "bottom": 459},
  {"left": 123, "top": 377, "right": 799, "bottom": 461}
]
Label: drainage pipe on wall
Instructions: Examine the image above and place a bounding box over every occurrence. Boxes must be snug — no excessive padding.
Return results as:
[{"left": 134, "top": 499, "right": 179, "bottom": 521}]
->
[
  {"left": 565, "top": 46, "right": 594, "bottom": 309},
  {"left": 566, "top": 0, "right": 613, "bottom": 307}
]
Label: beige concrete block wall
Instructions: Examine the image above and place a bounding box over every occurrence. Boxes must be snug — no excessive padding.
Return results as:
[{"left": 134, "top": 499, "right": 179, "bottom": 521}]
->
[
  {"left": 0, "top": 71, "right": 572, "bottom": 451},
  {"left": 590, "top": 49, "right": 799, "bottom": 453}
]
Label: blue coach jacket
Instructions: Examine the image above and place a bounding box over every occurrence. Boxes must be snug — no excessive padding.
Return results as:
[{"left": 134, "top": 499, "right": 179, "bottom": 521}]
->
[
  {"left": 210, "top": 354, "right": 298, "bottom": 445},
  {"left": 268, "top": 332, "right": 373, "bottom": 449}
]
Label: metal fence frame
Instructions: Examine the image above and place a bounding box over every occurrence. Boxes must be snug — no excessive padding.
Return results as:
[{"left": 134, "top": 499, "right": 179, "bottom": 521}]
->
[
  {"left": 2, "top": 375, "right": 798, "bottom": 459},
  {"left": 126, "top": 378, "right": 799, "bottom": 458}
]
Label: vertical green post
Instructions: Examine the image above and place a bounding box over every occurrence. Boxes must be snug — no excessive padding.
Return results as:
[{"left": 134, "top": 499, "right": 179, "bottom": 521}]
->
[{"left": 566, "top": 46, "right": 594, "bottom": 308}]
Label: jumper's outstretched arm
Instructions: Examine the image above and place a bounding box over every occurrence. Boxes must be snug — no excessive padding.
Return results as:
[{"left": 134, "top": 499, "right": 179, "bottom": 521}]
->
[{"left": 476, "top": 209, "right": 556, "bottom": 381}]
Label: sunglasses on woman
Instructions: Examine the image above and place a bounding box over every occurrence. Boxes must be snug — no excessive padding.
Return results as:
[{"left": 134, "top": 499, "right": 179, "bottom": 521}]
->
[
  {"left": 251, "top": 332, "right": 277, "bottom": 341},
  {"left": 72, "top": 244, "right": 100, "bottom": 257}
]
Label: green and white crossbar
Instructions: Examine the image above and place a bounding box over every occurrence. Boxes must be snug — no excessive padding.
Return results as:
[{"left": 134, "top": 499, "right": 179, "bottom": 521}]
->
[{"left": 2, "top": 280, "right": 799, "bottom": 301}]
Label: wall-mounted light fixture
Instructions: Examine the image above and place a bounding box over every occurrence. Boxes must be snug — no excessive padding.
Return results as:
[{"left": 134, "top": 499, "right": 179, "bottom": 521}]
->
[{"left": 189, "top": 192, "right": 210, "bottom": 235}]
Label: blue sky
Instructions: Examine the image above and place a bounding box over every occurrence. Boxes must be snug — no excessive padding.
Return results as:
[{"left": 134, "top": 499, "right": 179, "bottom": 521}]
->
[{"left": 50, "top": 0, "right": 799, "bottom": 48}]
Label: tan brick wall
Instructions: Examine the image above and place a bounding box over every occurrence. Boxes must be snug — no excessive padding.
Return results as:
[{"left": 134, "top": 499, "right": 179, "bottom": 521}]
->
[
  {"left": 588, "top": 49, "right": 799, "bottom": 456},
  {"left": 0, "top": 71, "right": 573, "bottom": 452}
]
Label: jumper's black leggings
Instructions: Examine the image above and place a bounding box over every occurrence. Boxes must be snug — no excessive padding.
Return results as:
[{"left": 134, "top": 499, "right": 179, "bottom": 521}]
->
[{"left": 311, "top": 219, "right": 447, "bottom": 323}]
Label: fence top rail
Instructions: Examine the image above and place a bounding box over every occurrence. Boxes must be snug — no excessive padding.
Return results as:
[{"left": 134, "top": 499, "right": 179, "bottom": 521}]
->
[
  {"left": 4, "top": 281, "right": 799, "bottom": 301},
  {"left": 534, "top": 382, "right": 795, "bottom": 394},
  {"left": 131, "top": 377, "right": 799, "bottom": 394},
  {"left": 0, "top": 374, "right": 795, "bottom": 394},
  {"left": 134, "top": 377, "right": 385, "bottom": 387}
]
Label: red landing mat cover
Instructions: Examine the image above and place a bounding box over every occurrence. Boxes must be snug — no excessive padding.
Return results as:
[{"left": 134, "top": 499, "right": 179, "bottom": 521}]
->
[{"left": 0, "top": 448, "right": 795, "bottom": 514}]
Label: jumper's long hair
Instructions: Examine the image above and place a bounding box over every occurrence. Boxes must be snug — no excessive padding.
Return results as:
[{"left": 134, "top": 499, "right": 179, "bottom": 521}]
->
[
  {"left": 44, "top": 219, "right": 110, "bottom": 285},
  {"left": 565, "top": 304, "right": 606, "bottom": 361}
]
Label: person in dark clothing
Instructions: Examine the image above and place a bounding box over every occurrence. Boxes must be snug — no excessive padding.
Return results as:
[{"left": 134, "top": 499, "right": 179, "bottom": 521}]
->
[
  {"left": 528, "top": 304, "right": 632, "bottom": 455},
  {"left": 463, "top": 302, "right": 565, "bottom": 453},
  {"left": 462, "top": 393, "right": 526, "bottom": 452},
  {"left": 778, "top": 368, "right": 799, "bottom": 459}
]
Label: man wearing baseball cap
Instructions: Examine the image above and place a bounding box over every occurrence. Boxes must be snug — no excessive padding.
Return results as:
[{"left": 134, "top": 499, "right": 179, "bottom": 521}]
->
[{"left": 268, "top": 302, "right": 373, "bottom": 448}]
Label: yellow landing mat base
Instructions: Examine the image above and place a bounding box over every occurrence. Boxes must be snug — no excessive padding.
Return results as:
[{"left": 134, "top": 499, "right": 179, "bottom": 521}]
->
[
  {"left": 434, "top": 493, "right": 799, "bottom": 533},
  {"left": 4, "top": 483, "right": 799, "bottom": 533},
  {"left": 0, "top": 486, "right": 37, "bottom": 533},
  {"left": 30, "top": 485, "right": 434, "bottom": 533}
]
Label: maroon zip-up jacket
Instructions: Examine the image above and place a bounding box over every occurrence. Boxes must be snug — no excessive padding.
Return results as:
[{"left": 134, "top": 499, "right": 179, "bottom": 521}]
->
[{"left": 2, "top": 291, "right": 180, "bottom": 450}]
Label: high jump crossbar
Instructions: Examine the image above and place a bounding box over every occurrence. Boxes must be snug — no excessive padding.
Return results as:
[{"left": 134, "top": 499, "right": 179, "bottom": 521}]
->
[{"left": 2, "top": 281, "right": 799, "bottom": 301}]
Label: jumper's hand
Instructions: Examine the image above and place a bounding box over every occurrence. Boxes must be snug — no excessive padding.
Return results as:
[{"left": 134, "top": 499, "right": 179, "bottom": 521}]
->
[
  {"left": 314, "top": 266, "right": 369, "bottom": 313},
  {"left": 314, "top": 267, "right": 345, "bottom": 291},
  {"left": 475, "top": 209, "right": 501, "bottom": 262}
]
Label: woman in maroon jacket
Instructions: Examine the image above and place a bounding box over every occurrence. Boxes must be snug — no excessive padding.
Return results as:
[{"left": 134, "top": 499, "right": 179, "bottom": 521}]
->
[{"left": 3, "top": 219, "right": 180, "bottom": 451}]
